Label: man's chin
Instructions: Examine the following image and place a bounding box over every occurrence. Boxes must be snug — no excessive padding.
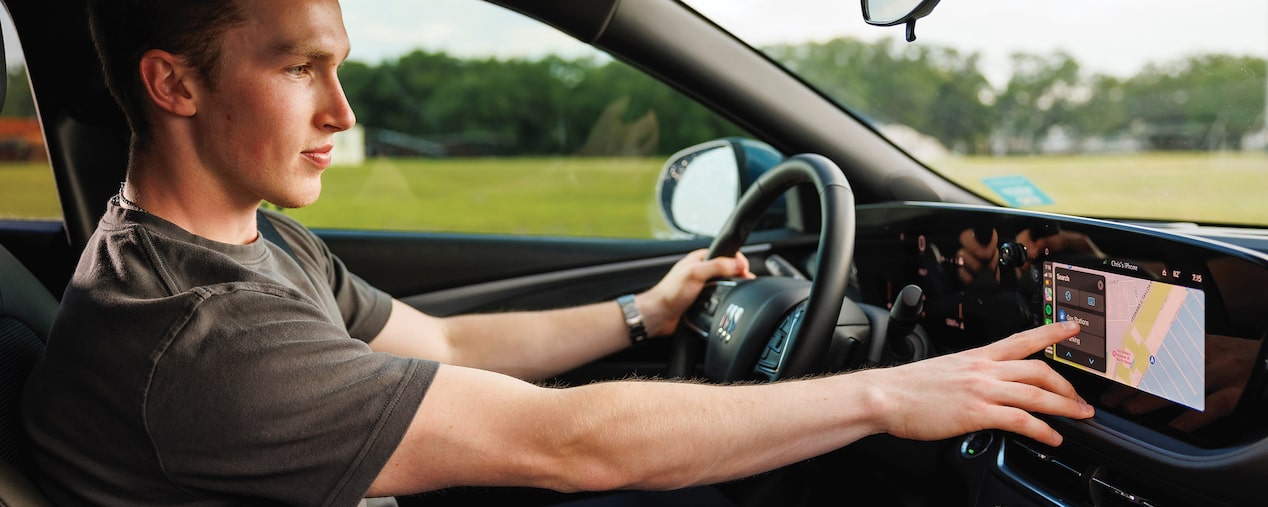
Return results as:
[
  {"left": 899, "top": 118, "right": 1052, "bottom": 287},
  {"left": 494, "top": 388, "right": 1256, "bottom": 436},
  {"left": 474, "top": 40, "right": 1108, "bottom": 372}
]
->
[
  {"left": 266, "top": 199, "right": 317, "bottom": 210},
  {"left": 264, "top": 187, "right": 322, "bottom": 210}
]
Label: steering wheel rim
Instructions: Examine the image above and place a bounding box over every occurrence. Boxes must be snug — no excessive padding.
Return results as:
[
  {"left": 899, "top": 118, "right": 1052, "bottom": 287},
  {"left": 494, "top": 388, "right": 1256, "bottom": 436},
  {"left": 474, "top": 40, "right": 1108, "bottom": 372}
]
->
[{"left": 669, "top": 153, "right": 855, "bottom": 380}]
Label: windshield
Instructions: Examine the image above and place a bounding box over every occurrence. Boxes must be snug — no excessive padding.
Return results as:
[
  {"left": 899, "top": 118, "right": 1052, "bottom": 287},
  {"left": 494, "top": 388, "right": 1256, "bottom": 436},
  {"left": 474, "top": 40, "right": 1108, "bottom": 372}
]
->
[{"left": 683, "top": 0, "right": 1268, "bottom": 228}]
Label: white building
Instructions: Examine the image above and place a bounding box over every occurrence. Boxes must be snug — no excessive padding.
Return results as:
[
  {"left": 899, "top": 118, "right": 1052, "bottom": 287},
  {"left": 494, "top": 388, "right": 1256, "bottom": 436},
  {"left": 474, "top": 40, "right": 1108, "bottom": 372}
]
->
[{"left": 332, "top": 125, "right": 365, "bottom": 166}]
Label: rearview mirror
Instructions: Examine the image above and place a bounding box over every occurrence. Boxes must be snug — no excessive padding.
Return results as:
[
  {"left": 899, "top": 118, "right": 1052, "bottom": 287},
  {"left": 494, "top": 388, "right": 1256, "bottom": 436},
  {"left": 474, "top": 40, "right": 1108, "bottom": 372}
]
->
[
  {"left": 861, "top": 0, "right": 942, "bottom": 42},
  {"left": 655, "top": 138, "right": 785, "bottom": 239}
]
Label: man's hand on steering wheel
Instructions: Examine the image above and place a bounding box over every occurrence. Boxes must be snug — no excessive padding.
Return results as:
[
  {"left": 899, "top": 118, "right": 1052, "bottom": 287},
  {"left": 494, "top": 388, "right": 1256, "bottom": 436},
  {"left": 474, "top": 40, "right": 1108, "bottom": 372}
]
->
[{"left": 639, "top": 249, "right": 755, "bottom": 339}]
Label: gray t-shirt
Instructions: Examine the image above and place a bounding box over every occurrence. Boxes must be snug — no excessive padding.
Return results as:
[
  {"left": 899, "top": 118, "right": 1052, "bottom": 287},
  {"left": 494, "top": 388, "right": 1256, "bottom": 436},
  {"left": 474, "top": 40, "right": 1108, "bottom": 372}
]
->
[{"left": 22, "top": 204, "right": 437, "bottom": 506}]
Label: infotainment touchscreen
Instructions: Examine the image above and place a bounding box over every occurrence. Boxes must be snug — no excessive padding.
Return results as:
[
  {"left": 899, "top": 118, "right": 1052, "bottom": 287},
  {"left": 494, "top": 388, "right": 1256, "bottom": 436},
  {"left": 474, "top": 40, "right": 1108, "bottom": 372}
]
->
[{"left": 1041, "top": 260, "right": 1206, "bottom": 411}]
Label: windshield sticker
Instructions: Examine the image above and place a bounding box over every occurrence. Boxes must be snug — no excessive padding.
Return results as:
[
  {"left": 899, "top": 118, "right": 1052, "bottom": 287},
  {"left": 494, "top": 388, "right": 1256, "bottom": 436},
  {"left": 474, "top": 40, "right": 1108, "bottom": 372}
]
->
[{"left": 982, "top": 175, "right": 1053, "bottom": 207}]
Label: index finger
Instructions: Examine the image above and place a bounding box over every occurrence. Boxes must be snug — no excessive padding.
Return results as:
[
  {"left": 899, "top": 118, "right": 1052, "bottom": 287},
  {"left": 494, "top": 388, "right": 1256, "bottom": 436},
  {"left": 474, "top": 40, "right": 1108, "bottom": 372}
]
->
[{"left": 981, "top": 321, "right": 1080, "bottom": 361}]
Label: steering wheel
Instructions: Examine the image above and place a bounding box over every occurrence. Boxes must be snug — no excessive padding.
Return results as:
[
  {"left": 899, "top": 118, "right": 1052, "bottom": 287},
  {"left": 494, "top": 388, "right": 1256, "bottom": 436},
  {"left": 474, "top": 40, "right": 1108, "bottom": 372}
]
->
[{"left": 670, "top": 154, "right": 855, "bottom": 382}]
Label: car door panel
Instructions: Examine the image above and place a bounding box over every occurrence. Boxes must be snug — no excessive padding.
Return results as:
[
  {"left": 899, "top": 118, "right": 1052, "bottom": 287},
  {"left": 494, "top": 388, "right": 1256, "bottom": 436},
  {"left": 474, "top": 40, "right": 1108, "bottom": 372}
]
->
[{"left": 318, "top": 231, "right": 710, "bottom": 308}]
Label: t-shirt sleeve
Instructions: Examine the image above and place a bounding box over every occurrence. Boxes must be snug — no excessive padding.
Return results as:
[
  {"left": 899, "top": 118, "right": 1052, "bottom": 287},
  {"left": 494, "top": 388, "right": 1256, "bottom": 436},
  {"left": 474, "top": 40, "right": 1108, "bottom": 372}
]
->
[
  {"left": 263, "top": 210, "right": 393, "bottom": 342},
  {"left": 144, "top": 286, "right": 436, "bottom": 505},
  {"left": 329, "top": 255, "right": 394, "bottom": 342}
]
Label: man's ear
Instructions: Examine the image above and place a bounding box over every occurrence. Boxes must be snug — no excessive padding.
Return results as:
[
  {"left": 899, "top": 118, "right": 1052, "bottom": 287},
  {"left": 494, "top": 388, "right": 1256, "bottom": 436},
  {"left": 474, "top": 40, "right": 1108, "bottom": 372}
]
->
[{"left": 138, "top": 49, "right": 198, "bottom": 117}]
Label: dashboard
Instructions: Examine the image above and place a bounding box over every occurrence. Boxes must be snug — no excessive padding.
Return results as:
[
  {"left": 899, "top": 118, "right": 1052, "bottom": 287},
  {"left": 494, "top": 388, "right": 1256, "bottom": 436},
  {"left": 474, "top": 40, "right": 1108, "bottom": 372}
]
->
[{"left": 849, "top": 202, "right": 1268, "bottom": 506}]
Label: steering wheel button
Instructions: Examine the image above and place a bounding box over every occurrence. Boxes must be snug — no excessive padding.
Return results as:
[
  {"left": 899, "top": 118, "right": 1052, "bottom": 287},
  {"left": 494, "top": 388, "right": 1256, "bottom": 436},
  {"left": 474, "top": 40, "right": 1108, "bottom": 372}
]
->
[
  {"left": 772, "top": 330, "right": 788, "bottom": 352},
  {"left": 703, "top": 295, "right": 719, "bottom": 313}
]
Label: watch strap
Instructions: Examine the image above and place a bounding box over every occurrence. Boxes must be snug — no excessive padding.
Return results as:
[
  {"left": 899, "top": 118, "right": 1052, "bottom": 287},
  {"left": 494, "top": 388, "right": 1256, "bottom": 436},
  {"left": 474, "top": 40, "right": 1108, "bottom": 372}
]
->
[{"left": 617, "top": 294, "right": 648, "bottom": 343}]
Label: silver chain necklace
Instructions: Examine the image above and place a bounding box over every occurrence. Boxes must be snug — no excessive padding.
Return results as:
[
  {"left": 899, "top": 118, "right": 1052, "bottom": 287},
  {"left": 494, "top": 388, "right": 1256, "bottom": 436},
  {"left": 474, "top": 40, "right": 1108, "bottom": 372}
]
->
[{"left": 116, "top": 182, "right": 149, "bottom": 214}]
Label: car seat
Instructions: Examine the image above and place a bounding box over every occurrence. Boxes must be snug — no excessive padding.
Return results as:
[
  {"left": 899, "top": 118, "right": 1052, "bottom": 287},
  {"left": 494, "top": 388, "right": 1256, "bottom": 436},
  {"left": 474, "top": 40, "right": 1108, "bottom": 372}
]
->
[{"left": 0, "top": 243, "right": 57, "bottom": 506}]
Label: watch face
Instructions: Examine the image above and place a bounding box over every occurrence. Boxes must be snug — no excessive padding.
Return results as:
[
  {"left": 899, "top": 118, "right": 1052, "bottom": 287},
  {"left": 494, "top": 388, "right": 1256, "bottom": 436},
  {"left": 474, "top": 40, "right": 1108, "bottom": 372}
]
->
[{"left": 618, "top": 295, "right": 647, "bottom": 342}]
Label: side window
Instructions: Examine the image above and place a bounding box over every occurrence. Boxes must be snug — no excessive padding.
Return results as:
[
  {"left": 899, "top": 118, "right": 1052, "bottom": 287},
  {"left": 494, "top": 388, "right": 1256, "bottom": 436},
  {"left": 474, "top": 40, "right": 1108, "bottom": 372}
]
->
[
  {"left": 0, "top": 9, "right": 59, "bottom": 221},
  {"left": 281, "top": 0, "right": 749, "bottom": 239}
]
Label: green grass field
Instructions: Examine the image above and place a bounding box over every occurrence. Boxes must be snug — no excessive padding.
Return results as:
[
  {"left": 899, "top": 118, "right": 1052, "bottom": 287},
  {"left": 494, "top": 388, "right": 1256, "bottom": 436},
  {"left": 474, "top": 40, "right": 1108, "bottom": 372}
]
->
[
  {"left": 2, "top": 152, "right": 1265, "bottom": 237},
  {"left": 0, "top": 161, "right": 63, "bottom": 219},
  {"left": 935, "top": 152, "right": 1268, "bottom": 227},
  {"left": 285, "top": 157, "right": 669, "bottom": 237}
]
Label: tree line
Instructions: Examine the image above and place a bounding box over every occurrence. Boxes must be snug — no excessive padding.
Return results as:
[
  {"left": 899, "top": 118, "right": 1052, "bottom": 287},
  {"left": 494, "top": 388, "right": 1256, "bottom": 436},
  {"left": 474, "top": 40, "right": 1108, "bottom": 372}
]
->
[
  {"left": 768, "top": 39, "right": 1266, "bottom": 154},
  {"left": 8, "top": 36, "right": 1264, "bottom": 156},
  {"left": 340, "top": 38, "right": 1265, "bottom": 156},
  {"left": 337, "top": 52, "right": 747, "bottom": 157}
]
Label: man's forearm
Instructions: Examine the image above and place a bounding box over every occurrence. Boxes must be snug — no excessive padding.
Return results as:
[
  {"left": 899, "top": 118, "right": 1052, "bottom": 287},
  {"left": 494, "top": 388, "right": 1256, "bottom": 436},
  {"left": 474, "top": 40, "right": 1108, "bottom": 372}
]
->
[
  {"left": 533, "top": 372, "right": 886, "bottom": 491},
  {"left": 369, "top": 365, "right": 886, "bottom": 496},
  {"left": 441, "top": 299, "right": 636, "bottom": 381}
]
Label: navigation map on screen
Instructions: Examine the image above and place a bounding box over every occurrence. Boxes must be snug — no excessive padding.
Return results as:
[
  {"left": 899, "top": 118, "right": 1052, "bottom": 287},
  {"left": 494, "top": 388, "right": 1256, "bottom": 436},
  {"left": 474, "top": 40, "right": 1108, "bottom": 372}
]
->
[{"left": 1042, "top": 261, "right": 1206, "bottom": 411}]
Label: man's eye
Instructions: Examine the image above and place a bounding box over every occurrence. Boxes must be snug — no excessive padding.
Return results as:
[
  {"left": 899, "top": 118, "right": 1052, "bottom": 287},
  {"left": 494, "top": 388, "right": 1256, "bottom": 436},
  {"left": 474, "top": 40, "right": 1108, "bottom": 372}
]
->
[{"left": 287, "top": 65, "right": 311, "bottom": 76}]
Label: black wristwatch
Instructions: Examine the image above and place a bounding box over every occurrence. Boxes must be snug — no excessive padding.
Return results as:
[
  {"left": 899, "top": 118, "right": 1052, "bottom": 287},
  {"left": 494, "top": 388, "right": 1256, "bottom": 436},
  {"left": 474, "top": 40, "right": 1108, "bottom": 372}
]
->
[{"left": 616, "top": 294, "right": 648, "bottom": 343}]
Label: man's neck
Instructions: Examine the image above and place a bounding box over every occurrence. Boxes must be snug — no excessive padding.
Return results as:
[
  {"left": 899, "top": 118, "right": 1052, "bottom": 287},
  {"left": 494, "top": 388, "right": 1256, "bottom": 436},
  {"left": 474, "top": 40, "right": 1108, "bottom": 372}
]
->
[{"left": 124, "top": 164, "right": 262, "bottom": 246}]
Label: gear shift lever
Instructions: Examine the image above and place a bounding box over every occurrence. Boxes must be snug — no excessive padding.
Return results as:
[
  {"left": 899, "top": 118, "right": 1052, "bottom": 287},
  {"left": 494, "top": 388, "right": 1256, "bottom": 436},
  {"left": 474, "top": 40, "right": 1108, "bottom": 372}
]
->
[{"left": 886, "top": 284, "right": 924, "bottom": 360}]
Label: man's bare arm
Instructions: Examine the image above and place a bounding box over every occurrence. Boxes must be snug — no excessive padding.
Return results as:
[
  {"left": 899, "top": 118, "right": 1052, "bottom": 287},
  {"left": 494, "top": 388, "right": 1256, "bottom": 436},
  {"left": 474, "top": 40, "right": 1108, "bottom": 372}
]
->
[
  {"left": 367, "top": 322, "right": 1094, "bottom": 497},
  {"left": 367, "top": 249, "right": 752, "bottom": 381},
  {"left": 369, "top": 299, "right": 633, "bottom": 381}
]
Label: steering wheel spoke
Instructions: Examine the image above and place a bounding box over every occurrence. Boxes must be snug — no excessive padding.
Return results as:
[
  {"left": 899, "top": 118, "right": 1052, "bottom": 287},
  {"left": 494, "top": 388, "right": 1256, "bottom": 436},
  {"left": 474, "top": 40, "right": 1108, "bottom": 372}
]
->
[{"left": 700, "top": 277, "right": 811, "bottom": 381}]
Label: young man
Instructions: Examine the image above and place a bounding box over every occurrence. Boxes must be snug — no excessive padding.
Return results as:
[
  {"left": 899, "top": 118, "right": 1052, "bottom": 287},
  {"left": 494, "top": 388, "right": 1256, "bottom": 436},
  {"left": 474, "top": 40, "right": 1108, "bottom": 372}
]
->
[{"left": 22, "top": 0, "right": 1094, "bottom": 505}]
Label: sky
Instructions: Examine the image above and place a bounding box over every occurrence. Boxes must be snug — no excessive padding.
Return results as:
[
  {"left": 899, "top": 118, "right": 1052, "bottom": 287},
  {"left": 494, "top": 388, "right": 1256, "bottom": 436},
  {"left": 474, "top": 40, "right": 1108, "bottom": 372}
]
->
[
  {"left": 338, "top": 0, "right": 1268, "bottom": 88},
  {"left": 686, "top": 0, "right": 1268, "bottom": 85},
  {"left": 686, "top": 1, "right": 1268, "bottom": 63},
  {"left": 340, "top": 0, "right": 587, "bottom": 64},
  {"left": 5, "top": 0, "right": 1264, "bottom": 86}
]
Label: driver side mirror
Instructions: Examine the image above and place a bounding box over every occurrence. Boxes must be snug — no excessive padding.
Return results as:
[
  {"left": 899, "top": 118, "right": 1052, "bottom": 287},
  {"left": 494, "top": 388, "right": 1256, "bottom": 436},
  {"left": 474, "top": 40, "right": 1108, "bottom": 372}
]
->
[
  {"left": 655, "top": 137, "right": 785, "bottom": 239},
  {"left": 861, "top": 0, "right": 942, "bottom": 42}
]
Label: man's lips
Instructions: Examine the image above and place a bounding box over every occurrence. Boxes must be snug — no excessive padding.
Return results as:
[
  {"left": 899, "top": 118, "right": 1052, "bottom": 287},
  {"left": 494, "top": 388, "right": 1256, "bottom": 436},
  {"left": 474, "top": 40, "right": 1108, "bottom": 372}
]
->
[{"left": 302, "top": 144, "right": 335, "bottom": 168}]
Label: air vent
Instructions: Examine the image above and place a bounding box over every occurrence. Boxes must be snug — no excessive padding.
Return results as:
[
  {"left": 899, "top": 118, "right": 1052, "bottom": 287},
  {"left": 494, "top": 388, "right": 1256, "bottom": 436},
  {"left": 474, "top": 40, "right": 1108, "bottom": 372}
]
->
[
  {"left": 998, "top": 438, "right": 1092, "bottom": 505},
  {"left": 998, "top": 438, "right": 1184, "bottom": 507},
  {"left": 1089, "top": 467, "right": 1161, "bottom": 507}
]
